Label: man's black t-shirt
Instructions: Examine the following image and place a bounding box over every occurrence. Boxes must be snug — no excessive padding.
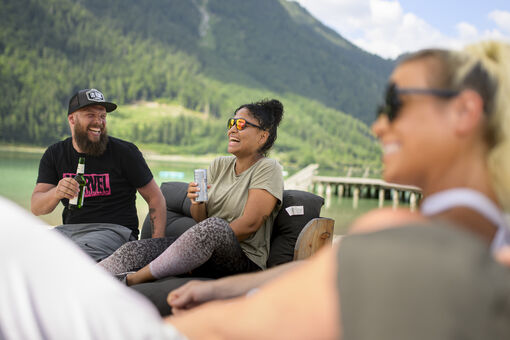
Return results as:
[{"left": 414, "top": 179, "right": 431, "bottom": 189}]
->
[{"left": 37, "top": 137, "right": 153, "bottom": 237}]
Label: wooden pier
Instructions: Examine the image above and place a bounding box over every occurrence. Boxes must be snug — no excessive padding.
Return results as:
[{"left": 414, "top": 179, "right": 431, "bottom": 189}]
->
[{"left": 284, "top": 164, "right": 422, "bottom": 210}]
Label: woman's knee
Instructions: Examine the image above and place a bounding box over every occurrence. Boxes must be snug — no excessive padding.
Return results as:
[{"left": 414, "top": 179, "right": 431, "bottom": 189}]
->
[
  {"left": 114, "top": 238, "right": 160, "bottom": 257},
  {"left": 189, "top": 217, "right": 234, "bottom": 247},
  {"left": 199, "top": 217, "right": 231, "bottom": 233},
  {"left": 114, "top": 240, "right": 140, "bottom": 257}
]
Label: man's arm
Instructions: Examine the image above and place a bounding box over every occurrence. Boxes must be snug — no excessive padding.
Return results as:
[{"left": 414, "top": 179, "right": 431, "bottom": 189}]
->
[
  {"left": 137, "top": 179, "right": 166, "bottom": 238},
  {"left": 168, "top": 246, "right": 341, "bottom": 340},
  {"left": 168, "top": 261, "right": 300, "bottom": 314},
  {"left": 31, "top": 179, "right": 79, "bottom": 216}
]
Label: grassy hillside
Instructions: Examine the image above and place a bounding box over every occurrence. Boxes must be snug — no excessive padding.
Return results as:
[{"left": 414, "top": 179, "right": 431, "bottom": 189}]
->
[{"left": 109, "top": 80, "right": 381, "bottom": 172}]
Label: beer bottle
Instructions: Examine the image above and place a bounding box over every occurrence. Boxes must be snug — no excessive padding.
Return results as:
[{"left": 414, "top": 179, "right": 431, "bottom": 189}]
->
[{"left": 69, "top": 157, "right": 86, "bottom": 209}]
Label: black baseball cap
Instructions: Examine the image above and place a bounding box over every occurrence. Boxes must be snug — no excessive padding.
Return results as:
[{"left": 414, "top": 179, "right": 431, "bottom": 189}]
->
[{"left": 68, "top": 88, "right": 117, "bottom": 115}]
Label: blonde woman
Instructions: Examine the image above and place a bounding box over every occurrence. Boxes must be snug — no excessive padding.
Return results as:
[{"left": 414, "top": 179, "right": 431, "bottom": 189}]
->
[{"left": 366, "top": 40, "right": 510, "bottom": 249}]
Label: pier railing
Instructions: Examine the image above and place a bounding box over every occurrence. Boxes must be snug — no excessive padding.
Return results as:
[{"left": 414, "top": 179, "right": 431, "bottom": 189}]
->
[
  {"left": 283, "top": 164, "right": 319, "bottom": 192},
  {"left": 285, "top": 165, "right": 422, "bottom": 211}
]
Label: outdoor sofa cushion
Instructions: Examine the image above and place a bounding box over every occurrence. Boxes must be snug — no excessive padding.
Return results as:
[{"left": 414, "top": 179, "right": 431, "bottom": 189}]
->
[{"left": 267, "top": 189, "right": 324, "bottom": 267}]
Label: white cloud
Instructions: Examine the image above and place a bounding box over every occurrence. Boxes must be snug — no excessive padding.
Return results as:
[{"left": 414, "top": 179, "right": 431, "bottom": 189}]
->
[
  {"left": 341, "top": 0, "right": 452, "bottom": 58},
  {"left": 455, "top": 22, "right": 507, "bottom": 47},
  {"left": 293, "top": 0, "right": 370, "bottom": 36},
  {"left": 291, "top": 0, "right": 510, "bottom": 59},
  {"left": 489, "top": 10, "right": 510, "bottom": 33},
  {"left": 456, "top": 22, "right": 479, "bottom": 40},
  {"left": 371, "top": 0, "right": 402, "bottom": 26}
]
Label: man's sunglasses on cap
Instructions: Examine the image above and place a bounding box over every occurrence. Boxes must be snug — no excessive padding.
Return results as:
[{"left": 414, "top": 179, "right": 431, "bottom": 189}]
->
[
  {"left": 376, "top": 83, "right": 459, "bottom": 122},
  {"left": 227, "top": 118, "right": 263, "bottom": 131}
]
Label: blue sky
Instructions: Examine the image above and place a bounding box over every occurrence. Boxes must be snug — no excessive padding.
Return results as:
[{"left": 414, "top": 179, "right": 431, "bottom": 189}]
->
[
  {"left": 400, "top": 0, "right": 509, "bottom": 35},
  {"left": 292, "top": 0, "right": 510, "bottom": 58}
]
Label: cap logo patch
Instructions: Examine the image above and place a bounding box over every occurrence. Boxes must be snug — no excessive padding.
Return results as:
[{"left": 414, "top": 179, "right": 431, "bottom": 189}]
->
[{"left": 86, "top": 89, "right": 105, "bottom": 102}]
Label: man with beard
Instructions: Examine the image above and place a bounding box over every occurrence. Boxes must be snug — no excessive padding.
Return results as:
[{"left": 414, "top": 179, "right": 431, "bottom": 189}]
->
[{"left": 31, "top": 89, "right": 166, "bottom": 261}]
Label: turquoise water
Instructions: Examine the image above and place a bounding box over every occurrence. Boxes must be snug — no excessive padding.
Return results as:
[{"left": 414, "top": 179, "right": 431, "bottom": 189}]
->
[{"left": 0, "top": 149, "right": 390, "bottom": 234}]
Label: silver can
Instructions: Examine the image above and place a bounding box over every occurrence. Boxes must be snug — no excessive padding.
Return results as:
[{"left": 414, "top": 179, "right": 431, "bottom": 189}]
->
[{"left": 194, "top": 169, "right": 208, "bottom": 202}]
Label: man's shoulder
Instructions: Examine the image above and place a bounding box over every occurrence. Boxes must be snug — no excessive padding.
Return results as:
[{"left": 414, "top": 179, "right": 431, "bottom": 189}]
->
[
  {"left": 107, "top": 137, "right": 140, "bottom": 151},
  {"left": 45, "top": 137, "right": 72, "bottom": 154},
  {"left": 106, "top": 137, "right": 150, "bottom": 173},
  {"left": 49, "top": 137, "right": 72, "bottom": 147}
]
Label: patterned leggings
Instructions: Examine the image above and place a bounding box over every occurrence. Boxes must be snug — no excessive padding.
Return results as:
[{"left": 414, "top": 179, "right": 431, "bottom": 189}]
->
[{"left": 98, "top": 217, "right": 260, "bottom": 279}]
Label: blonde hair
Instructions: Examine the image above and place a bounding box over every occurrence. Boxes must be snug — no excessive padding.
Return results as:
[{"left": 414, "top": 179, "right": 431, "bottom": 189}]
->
[
  {"left": 464, "top": 41, "right": 510, "bottom": 211},
  {"left": 402, "top": 41, "right": 510, "bottom": 210}
]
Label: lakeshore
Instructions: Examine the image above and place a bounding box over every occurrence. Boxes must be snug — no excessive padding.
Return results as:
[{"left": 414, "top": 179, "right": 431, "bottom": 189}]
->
[
  {"left": 0, "top": 145, "right": 212, "bottom": 227},
  {"left": 0, "top": 145, "right": 391, "bottom": 234},
  {"left": 0, "top": 144, "right": 218, "bottom": 165}
]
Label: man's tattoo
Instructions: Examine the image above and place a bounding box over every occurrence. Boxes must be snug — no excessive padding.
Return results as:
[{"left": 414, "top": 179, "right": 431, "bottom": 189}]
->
[{"left": 149, "top": 208, "right": 156, "bottom": 235}]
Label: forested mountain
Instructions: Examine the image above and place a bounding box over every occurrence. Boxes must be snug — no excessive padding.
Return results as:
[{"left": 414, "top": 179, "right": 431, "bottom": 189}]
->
[
  {"left": 0, "top": 0, "right": 394, "bottom": 171},
  {"left": 78, "top": 0, "right": 394, "bottom": 123}
]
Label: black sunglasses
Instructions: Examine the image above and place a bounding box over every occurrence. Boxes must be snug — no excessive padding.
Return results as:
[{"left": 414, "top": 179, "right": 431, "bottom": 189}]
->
[
  {"left": 376, "top": 83, "right": 460, "bottom": 122},
  {"left": 227, "top": 117, "right": 263, "bottom": 131}
]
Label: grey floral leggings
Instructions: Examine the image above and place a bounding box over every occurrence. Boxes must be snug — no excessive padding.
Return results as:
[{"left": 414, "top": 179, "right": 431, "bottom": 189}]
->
[{"left": 98, "top": 217, "right": 261, "bottom": 279}]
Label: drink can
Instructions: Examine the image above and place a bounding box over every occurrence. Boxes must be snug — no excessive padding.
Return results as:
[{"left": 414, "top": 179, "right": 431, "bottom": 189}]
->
[{"left": 194, "top": 169, "right": 208, "bottom": 202}]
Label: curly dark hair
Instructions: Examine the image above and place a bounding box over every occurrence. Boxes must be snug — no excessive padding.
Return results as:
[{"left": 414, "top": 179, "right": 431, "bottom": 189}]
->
[{"left": 234, "top": 99, "right": 284, "bottom": 156}]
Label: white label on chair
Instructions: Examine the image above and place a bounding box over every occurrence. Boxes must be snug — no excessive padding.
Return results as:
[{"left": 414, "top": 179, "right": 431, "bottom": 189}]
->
[{"left": 286, "top": 206, "right": 304, "bottom": 216}]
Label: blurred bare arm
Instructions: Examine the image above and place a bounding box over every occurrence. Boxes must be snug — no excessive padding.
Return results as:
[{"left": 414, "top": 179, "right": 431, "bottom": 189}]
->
[
  {"left": 168, "top": 261, "right": 300, "bottom": 314},
  {"left": 168, "top": 246, "right": 341, "bottom": 340}
]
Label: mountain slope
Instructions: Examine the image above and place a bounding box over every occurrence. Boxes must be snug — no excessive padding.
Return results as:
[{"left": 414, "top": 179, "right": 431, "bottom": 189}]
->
[
  {"left": 77, "top": 0, "right": 394, "bottom": 123},
  {"left": 201, "top": 0, "right": 393, "bottom": 122}
]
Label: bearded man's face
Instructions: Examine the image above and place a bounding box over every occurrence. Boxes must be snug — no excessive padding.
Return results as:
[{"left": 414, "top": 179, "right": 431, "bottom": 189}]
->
[{"left": 72, "top": 105, "right": 108, "bottom": 156}]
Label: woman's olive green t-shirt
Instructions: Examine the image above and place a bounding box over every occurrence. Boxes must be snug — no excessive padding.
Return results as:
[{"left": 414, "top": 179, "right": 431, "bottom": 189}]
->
[{"left": 206, "top": 156, "right": 283, "bottom": 269}]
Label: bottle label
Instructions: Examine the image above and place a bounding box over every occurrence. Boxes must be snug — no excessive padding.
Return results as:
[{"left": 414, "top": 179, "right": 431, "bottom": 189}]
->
[
  {"left": 69, "top": 181, "right": 85, "bottom": 207},
  {"left": 70, "top": 159, "right": 86, "bottom": 207},
  {"left": 77, "top": 163, "right": 85, "bottom": 174}
]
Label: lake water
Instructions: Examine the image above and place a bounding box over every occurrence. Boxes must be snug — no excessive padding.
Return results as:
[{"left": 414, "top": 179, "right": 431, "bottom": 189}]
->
[{"left": 0, "top": 149, "right": 393, "bottom": 235}]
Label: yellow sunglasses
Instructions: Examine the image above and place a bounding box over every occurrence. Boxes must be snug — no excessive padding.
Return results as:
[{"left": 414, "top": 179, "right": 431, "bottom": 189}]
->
[{"left": 227, "top": 118, "right": 262, "bottom": 131}]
